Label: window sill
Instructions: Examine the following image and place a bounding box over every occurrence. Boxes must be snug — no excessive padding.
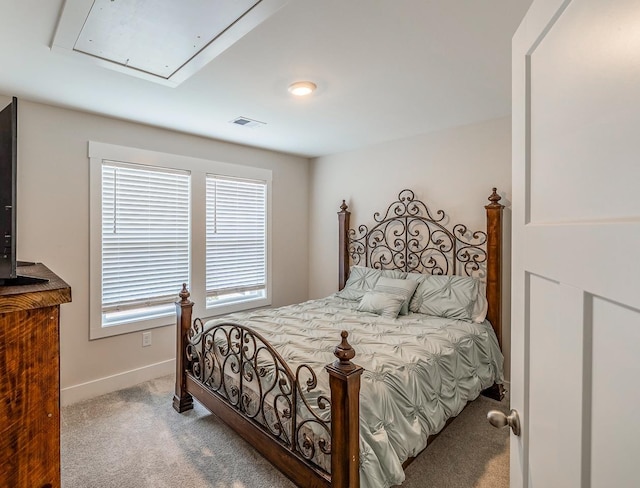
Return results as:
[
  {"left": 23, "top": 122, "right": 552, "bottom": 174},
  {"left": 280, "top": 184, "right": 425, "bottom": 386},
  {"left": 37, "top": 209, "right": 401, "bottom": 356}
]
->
[
  {"left": 205, "top": 296, "right": 271, "bottom": 316},
  {"left": 89, "top": 313, "right": 175, "bottom": 340}
]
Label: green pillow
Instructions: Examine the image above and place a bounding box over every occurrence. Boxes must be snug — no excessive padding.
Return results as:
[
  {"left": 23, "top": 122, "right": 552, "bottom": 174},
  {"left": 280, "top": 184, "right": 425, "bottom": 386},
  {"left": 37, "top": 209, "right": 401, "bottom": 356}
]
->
[
  {"left": 357, "top": 291, "right": 405, "bottom": 319},
  {"left": 407, "top": 274, "right": 480, "bottom": 320},
  {"left": 337, "top": 265, "right": 406, "bottom": 301},
  {"left": 373, "top": 276, "right": 419, "bottom": 315}
]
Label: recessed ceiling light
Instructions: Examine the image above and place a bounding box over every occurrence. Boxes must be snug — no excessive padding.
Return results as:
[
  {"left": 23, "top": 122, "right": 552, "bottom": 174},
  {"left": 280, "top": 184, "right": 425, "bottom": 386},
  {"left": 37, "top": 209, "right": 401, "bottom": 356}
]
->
[{"left": 288, "top": 81, "right": 317, "bottom": 97}]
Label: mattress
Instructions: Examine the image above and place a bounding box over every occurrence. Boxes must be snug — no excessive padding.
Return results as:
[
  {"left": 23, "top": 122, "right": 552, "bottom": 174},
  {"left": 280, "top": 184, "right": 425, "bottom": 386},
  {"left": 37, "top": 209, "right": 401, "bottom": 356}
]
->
[{"left": 200, "top": 295, "right": 504, "bottom": 488}]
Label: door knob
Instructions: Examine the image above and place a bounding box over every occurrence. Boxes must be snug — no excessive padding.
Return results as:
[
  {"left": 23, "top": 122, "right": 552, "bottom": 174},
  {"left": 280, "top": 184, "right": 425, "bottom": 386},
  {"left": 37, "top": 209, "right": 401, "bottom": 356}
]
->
[{"left": 487, "top": 409, "right": 521, "bottom": 436}]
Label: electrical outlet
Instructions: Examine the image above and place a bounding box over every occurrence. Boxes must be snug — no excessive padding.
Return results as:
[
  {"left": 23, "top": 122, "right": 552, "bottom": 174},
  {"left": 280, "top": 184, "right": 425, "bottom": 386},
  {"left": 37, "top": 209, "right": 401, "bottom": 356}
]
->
[{"left": 142, "top": 331, "right": 152, "bottom": 347}]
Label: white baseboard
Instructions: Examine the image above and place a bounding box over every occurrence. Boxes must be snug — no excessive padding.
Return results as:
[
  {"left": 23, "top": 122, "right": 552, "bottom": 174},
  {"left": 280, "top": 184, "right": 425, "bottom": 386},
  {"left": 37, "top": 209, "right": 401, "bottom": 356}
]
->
[{"left": 61, "top": 358, "right": 175, "bottom": 407}]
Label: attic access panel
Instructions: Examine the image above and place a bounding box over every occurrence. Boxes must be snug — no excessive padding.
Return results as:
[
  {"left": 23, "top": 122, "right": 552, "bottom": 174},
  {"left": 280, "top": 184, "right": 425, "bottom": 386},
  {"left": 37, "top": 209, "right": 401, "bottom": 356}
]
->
[{"left": 52, "top": 0, "right": 287, "bottom": 86}]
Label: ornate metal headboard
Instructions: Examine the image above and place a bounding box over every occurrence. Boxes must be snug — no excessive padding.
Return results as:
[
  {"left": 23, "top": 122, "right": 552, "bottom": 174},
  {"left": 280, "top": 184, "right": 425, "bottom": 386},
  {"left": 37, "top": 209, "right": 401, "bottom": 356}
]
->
[{"left": 337, "top": 188, "right": 504, "bottom": 348}]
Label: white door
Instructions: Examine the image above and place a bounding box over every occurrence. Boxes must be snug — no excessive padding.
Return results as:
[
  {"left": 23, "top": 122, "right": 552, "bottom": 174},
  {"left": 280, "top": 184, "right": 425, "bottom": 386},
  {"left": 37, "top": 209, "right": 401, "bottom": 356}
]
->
[{"left": 511, "top": 0, "right": 640, "bottom": 487}]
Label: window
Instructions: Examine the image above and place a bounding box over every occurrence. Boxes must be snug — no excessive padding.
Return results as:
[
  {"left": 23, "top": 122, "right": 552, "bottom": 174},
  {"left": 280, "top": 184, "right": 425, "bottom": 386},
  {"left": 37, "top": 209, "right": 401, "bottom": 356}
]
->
[
  {"left": 101, "top": 162, "right": 190, "bottom": 327},
  {"left": 206, "top": 176, "right": 267, "bottom": 308},
  {"left": 89, "top": 142, "right": 271, "bottom": 339}
]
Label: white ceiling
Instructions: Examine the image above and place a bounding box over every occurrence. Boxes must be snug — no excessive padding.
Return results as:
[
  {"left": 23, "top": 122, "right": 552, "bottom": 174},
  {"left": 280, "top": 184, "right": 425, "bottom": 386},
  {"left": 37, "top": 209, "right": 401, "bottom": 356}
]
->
[{"left": 0, "top": 0, "right": 532, "bottom": 158}]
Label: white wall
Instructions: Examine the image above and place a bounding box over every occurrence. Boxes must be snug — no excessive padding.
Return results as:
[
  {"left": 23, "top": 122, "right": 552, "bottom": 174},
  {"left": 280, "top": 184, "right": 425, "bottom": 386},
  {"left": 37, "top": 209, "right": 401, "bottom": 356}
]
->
[
  {"left": 5, "top": 91, "right": 511, "bottom": 400},
  {"left": 308, "top": 116, "right": 512, "bottom": 379},
  {"left": 3, "top": 96, "right": 310, "bottom": 404}
]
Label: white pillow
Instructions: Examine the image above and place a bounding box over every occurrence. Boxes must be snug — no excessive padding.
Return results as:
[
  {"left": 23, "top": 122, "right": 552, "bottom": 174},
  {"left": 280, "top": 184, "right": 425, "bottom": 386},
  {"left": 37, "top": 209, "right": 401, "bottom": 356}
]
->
[{"left": 471, "top": 281, "right": 488, "bottom": 323}]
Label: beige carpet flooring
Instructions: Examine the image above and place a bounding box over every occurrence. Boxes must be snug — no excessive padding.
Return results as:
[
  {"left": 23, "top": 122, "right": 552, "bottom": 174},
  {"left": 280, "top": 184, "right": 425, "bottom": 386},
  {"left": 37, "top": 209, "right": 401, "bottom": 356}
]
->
[{"left": 61, "top": 375, "right": 509, "bottom": 488}]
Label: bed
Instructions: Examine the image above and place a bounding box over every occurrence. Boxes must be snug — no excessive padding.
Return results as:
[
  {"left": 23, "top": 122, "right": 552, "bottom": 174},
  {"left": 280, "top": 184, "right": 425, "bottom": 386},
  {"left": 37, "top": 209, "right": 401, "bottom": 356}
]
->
[{"left": 173, "top": 188, "right": 505, "bottom": 488}]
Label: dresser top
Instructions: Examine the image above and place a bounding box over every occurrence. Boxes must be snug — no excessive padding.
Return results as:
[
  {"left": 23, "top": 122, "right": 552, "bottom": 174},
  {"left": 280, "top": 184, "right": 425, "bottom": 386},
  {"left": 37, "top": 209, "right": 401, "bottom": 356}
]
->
[{"left": 0, "top": 263, "right": 72, "bottom": 312}]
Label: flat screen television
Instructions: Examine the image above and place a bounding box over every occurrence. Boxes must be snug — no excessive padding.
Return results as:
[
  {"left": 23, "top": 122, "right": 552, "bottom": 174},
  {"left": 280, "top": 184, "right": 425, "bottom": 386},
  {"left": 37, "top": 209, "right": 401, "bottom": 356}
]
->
[{"left": 0, "top": 97, "right": 47, "bottom": 286}]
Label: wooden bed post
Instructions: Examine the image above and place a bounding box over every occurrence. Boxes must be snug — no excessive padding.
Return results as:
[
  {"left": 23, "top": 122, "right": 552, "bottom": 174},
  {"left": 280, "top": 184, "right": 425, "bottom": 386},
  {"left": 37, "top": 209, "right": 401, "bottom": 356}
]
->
[
  {"left": 485, "top": 188, "right": 504, "bottom": 349},
  {"left": 173, "top": 283, "right": 194, "bottom": 413},
  {"left": 326, "top": 331, "right": 363, "bottom": 488},
  {"left": 337, "top": 200, "right": 350, "bottom": 291}
]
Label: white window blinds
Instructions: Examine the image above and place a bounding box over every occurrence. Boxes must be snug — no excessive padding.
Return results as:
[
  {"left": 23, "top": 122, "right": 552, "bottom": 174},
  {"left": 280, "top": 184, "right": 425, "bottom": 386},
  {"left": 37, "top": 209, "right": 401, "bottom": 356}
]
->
[
  {"left": 206, "top": 175, "right": 266, "bottom": 305},
  {"left": 101, "top": 161, "right": 190, "bottom": 315}
]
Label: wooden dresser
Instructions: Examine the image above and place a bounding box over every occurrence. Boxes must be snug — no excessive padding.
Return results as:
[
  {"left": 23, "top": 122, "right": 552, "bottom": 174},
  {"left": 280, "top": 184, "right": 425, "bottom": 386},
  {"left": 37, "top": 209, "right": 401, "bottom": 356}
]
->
[{"left": 0, "top": 264, "right": 71, "bottom": 488}]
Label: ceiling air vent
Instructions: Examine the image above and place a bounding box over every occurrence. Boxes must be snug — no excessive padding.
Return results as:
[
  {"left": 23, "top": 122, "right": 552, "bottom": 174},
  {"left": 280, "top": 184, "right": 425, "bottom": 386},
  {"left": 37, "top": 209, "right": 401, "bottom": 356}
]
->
[
  {"left": 51, "top": 0, "right": 288, "bottom": 87},
  {"left": 230, "top": 117, "right": 266, "bottom": 128}
]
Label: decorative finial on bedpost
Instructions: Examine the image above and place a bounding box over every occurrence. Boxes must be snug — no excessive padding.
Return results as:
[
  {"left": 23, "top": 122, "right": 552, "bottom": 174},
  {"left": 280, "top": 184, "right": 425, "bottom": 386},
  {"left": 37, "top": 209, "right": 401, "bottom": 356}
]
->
[
  {"left": 174, "top": 283, "right": 194, "bottom": 413},
  {"left": 333, "top": 330, "right": 357, "bottom": 371},
  {"left": 484, "top": 187, "right": 504, "bottom": 350},
  {"left": 326, "top": 330, "right": 362, "bottom": 486},
  {"left": 338, "top": 199, "right": 351, "bottom": 291},
  {"left": 179, "top": 283, "right": 191, "bottom": 303},
  {"left": 486, "top": 188, "right": 503, "bottom": 209}
]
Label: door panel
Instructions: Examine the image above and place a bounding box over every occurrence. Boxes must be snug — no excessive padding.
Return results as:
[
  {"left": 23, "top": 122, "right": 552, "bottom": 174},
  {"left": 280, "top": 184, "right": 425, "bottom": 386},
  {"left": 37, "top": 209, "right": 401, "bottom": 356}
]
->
[
  {"left": 529, "top": 0, "right": 640, "bottom": 224},
  {"left": 591, "top": 297, "right": 640, "bottom": 486},
  {"left": 528, "top": 275, "right": 584, "bottom": 487},
  {"left": 512, "top": 1, "right": 640, "bottom": 487}
]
